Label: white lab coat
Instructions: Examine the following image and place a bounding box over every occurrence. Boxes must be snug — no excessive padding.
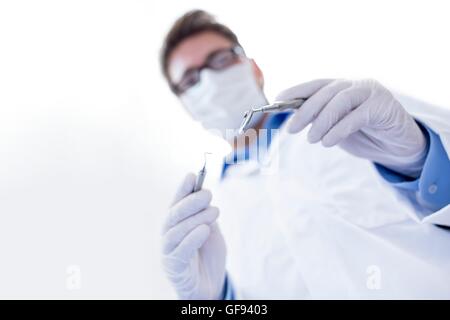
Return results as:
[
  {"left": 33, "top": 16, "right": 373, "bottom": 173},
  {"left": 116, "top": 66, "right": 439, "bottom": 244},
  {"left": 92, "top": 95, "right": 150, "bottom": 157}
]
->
[{"left": 213, "top": 94, "right": 450, "bottom": 299}]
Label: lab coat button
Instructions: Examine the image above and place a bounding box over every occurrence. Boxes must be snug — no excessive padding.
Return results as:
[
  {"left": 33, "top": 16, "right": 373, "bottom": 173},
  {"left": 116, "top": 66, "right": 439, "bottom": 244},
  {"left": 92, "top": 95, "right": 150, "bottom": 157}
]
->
[{"left": 428, "top": 184, "right": 438, "bottom": 194}]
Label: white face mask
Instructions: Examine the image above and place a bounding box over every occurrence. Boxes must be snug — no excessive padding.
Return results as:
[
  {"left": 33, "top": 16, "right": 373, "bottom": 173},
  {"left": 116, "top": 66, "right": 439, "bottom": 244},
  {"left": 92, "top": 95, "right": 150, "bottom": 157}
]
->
[{"left": 180, "top": 59, "right": 267, "bottom": 139}]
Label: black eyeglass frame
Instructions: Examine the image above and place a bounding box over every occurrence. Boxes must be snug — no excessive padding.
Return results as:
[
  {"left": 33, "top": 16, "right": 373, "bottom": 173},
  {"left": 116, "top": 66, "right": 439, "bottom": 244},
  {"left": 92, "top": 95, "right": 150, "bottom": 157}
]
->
[{"left": 170, "top": 45, "right": 246, "bottom": 95}]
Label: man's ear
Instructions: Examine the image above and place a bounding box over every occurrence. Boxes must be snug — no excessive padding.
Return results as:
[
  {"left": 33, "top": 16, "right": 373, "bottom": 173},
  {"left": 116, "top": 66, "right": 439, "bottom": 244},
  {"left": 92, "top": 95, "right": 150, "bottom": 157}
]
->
[{"left": 250, "top": 59, "right": 264, "bottom": 88}]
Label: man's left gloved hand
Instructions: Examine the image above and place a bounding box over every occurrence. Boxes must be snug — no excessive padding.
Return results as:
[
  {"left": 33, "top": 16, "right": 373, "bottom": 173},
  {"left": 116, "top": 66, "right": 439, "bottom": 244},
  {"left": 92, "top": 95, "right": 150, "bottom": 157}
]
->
[{"left": 276, "top": 79, "right": 428, "bottom": 177}]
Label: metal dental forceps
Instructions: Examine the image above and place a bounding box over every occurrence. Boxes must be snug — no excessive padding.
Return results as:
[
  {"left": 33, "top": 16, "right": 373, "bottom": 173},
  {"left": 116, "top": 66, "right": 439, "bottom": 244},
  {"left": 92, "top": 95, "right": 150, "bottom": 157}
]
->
[{"left": 238, "top": 98, "right": 307, "bottom": 134}]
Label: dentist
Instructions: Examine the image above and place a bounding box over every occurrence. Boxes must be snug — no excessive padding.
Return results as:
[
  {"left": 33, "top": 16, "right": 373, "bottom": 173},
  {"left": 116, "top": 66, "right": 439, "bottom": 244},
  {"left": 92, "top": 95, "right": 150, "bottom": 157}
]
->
[{"left": 160, "top": 10, "right": 450, "bottom": 299}]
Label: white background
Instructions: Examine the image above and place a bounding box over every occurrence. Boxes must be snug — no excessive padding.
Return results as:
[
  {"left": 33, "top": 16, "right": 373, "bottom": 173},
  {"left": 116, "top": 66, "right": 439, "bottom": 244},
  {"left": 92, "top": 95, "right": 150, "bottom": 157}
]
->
[{"left": 0, "top": 0, "right": 449, "bottom": 298}]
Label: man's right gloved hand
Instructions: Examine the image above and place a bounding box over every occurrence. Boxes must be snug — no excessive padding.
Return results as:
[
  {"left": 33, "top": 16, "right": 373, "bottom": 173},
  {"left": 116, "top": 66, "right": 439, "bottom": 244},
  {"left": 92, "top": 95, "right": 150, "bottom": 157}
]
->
[{"left": 162, "top": 173, "right": 226, "bottom": 300}]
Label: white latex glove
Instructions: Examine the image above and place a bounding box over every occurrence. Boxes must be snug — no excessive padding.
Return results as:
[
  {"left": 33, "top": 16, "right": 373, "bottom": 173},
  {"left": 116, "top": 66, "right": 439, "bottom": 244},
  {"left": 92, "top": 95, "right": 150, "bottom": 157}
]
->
[
  {"left": 162, "top": 173, "right": 226, "bottom": 300},
  {"left": 276, "top": 79, "right": 428, "bottom": 177}
]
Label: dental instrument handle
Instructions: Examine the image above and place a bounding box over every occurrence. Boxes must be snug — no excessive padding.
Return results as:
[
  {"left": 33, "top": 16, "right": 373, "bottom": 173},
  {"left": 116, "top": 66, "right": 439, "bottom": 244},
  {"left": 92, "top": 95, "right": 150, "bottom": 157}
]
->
[
  {"left": 193, "top": 167, "right": 206, "bottom": 192},
  {"left": 193, "top": 152, "right": 210, "bottom": 192},
  {"left": 258, "top": 98, "right": 306, "bottom": 113}
]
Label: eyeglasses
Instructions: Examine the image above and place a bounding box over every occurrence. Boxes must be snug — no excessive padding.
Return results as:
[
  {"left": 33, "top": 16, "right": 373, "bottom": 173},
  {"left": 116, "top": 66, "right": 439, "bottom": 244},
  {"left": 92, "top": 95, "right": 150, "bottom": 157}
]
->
[{"left": 171, "top": 46, "right": 245, "bottom": 95}]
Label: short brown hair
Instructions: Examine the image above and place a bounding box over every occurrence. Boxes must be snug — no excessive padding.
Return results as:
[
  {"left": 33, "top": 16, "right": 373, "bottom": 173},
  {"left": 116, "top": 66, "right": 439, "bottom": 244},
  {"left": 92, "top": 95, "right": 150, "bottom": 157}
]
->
[{"left": 160, "top": 9, "right": 241, "bottom": 85}]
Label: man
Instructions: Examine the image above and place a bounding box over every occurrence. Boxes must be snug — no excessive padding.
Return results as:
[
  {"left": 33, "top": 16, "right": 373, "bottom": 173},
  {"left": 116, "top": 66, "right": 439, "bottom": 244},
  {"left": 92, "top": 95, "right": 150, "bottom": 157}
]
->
[{"left": 160, "top": 10, "right": 450, "bottom": 299}]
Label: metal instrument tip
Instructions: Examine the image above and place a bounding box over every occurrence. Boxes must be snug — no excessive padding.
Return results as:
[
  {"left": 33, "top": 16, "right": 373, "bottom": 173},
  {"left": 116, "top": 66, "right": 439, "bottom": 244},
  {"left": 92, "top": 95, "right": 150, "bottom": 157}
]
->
[{"left": 238, "top": 110, "right": 254, "bottom": 134}]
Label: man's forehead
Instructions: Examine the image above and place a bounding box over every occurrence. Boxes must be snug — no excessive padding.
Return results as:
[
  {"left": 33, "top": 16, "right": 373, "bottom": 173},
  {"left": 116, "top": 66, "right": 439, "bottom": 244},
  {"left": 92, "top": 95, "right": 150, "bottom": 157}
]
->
[{"left": 168, "top": 32, "right": 234, "bottom": 84}]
